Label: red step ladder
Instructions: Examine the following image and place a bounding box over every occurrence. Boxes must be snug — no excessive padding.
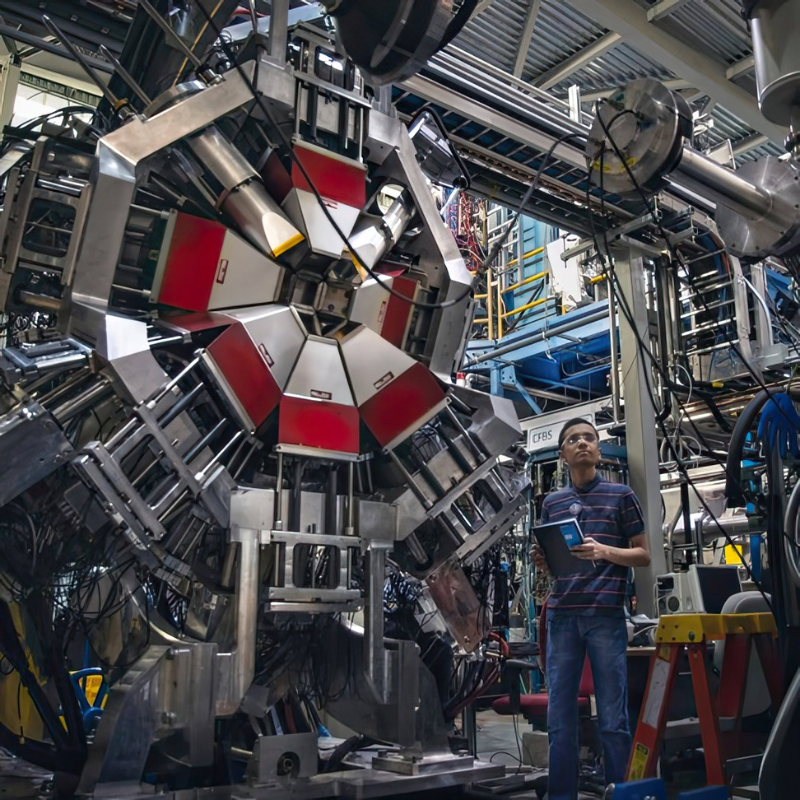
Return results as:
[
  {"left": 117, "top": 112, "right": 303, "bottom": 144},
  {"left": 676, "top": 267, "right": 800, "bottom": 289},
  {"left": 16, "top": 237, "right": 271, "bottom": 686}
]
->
[{"left": 627, "top": 612, "right": 781, "bottom": 784}]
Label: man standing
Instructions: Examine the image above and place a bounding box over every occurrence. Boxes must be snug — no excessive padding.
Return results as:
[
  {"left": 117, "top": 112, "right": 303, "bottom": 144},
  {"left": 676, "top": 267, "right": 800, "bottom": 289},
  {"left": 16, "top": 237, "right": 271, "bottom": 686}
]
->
[{"left": 538, "top": 418, "right": 651, "bottom": 800}]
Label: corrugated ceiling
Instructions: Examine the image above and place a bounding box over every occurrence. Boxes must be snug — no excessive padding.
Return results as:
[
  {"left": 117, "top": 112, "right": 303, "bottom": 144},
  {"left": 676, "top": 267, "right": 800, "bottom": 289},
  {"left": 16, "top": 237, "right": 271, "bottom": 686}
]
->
[{"left": 451, "top": 0, "right": 769, "bottom": 162}]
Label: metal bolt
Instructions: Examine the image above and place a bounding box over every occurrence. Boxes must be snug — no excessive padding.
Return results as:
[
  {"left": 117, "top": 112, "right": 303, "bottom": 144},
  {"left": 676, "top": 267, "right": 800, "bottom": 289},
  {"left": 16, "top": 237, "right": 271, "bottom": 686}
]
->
[{"left": 688, "top": 631, "right": 695, "bottom": 641}]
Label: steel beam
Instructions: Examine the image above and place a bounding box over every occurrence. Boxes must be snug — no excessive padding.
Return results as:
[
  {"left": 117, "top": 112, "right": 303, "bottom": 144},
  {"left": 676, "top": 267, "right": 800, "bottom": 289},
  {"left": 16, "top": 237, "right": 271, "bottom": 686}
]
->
[
  {"left": 646, "top": 0, "right": 693, "bottom": 23},
  {"left": 399, "top": 74, "right": 587, "bottom": 168},
  {"left": 726, "top": 55, "right": 755, "bottom": 81},
  {"left": 535, "top": 32, "right": 622, "bottom": 91},
  {"left": 581, "top": 79, "right": 691, "bottom": 104},
  {"left": 566, "top": 0, "right": 787, "bottom": 144},
  {"left": 0, "top": 53, "right": 18, "bottom": 132},
  {"left": 474, "top": 0, "right": 499, "bottom": 14},
  {"left": 732, "top": 133, "right": 769, "bottom": 157},
  {"left": 513, "top": 0, "right": 543, "bottom": 78},
  {"left": 501, "top": 366, "right": 543, "bottom": 414},
  {"left": 613, "top": 247, "right": 667, "bottom": 614}
]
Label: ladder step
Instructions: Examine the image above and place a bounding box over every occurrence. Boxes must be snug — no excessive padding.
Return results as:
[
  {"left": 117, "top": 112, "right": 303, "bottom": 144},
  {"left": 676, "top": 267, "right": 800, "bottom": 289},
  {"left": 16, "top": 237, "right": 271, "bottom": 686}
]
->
[{"left": 725, "top": 754, "right": 763, "bottom": 775}]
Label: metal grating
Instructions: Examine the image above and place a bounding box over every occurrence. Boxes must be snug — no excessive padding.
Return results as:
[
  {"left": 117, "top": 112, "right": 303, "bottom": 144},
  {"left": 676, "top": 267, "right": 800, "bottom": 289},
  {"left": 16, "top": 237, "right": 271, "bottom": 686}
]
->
[
  {"left": 454, "top": 0, "right": 531, "bottom": 73},
  {"left": 664, "top": 0, "right": 752, "bottom": 65},
  {"left": 453, "top": 0, "right": 773, "bottom": 178},
  {"left": 547, "top": 41, "right": 674, "bottom": 96},
  {"left": 521, "top": 3, "right": 606, "bottom": 78}
]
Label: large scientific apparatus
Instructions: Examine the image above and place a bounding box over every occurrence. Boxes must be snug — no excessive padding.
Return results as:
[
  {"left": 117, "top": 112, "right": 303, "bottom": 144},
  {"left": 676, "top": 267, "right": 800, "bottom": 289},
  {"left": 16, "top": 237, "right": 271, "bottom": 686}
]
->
[{"left": 0, "top": 1, "right": 527, "bottom": 796}]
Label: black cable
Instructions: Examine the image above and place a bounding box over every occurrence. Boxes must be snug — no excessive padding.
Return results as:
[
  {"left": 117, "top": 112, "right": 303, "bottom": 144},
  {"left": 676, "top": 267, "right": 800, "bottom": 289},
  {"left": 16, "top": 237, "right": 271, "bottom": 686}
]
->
[
  {"left": 512, "top": 713, "right": 524, "bottom": 775},
  {"left": 592, "top": 115, "right": 794, "bottom": 469},
  {"left": 587, "top": 145, "right": 773, "bottom": 607},
  {"left": 594, "top": 100, "right": 798, "bottom": 432},
  {"left": 196, "top": 3, "right": 584, "bottom": 312},
  {"left": 489, "top": 750, "right": 523, "bottom": 765}
]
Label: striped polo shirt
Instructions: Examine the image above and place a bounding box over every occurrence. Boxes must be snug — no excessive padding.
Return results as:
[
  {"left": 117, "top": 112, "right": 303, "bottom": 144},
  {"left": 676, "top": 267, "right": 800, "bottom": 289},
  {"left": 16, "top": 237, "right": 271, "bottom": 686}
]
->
[{"left": 540, "top": 474, "right": 645, "bottom": 617}]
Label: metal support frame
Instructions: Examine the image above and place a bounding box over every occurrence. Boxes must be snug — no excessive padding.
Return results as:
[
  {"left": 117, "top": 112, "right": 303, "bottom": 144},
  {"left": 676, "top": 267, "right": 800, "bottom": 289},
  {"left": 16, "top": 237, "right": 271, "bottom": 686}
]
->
[
  {"left": 474, "top": 0, "right": 499, "bottom": 14},
  {"left": 726, "top": 55, "right": 755, "bottom": 82},
  {"left": 581, "top": 79, "right": 692, "bottom": 105},
  {"left": 500, "top": 365, "right": 543, "bottom": 414},
  {"left": 534, "top": 32, "right": 621, "bottom": 91},
  {"left": 268, "top": 0, "right": 290, "bottom": 62},
  {"left": 567, "top": 0, "right": 787, "bottom": 144},
  {"left": 513, "top": 0, "right": 542, "bottom": 78},
  {"left": 613, "top": 247, "right": 667, "bottom": 614},
  {"left": 0, "top": 53, "right": 19, "bottom": 132},
  {"left": 646, "top": 0, "right": 693, "bottom": 23}
]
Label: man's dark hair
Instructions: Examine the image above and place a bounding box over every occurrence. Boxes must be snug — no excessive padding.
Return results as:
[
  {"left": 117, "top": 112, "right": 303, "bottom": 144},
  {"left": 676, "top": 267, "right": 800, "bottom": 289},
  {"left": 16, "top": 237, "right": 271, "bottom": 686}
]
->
[{"left": 558, "top": 417, "right": 599, "bottom": 448}]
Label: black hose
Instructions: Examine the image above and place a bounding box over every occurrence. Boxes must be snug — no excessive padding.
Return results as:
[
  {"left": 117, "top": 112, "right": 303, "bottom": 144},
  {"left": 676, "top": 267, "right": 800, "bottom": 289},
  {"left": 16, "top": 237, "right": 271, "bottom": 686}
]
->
[{"left": 725, "top": 389, "right": 769, "bottom": 506}]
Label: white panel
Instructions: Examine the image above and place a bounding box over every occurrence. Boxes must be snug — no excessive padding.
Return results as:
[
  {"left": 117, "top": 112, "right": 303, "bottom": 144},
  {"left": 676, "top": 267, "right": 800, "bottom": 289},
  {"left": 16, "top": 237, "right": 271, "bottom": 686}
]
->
[
  {"left": 282, "top": 189, "right": 361, "bottom": 259},
  {"left": 207, "top": 230, "right": 282, "bottom": 308},
  {"left": 349, "top": 278, "right": 392, "bottom": 333},
  {"left": 340, "top": 326, "right": 416, "bottom": 405},
  {"left": 285, "top": 336, "right": 354, "bottom": 405},
  {"left": 223, "top": 305, "right": 306, "bottom": 389},
  {"left": 547, "top": 236, "right": 585, "bottom": 312}
]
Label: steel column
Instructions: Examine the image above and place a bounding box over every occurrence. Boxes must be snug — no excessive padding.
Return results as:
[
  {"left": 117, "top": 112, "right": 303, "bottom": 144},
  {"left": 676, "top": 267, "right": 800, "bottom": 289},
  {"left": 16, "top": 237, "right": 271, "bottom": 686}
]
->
[
  {"left": 613, "top": 247, "right": 667, "bottom": 613},
  {"left": 0, "top": 54, "right": 20, "bottom": 132}
]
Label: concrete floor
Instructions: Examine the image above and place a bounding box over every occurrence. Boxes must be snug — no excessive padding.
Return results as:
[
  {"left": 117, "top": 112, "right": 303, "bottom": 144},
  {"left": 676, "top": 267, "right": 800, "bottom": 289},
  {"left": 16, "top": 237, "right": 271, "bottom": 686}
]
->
[
  {"left": 0, "top": 750, "right": 50, "bottom": 798},
  {"left": 0, "top": 713, "right": 584, "bottom": 800},
  {"left": 474, "top": 709, "right": 602, "bottom": 799}
]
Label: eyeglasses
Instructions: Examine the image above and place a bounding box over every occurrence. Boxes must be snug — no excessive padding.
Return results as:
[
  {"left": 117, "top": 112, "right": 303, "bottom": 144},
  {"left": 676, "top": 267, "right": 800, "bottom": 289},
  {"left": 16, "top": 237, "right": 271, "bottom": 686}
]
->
[{"left": 564, "top": 433, "right": 598, "bottom": 446}]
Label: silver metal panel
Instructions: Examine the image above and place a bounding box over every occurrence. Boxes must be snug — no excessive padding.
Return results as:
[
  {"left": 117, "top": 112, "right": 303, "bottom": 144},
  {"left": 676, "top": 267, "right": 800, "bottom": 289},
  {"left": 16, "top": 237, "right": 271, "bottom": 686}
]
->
[
  {"left": 340, "top": 326, "right": 418, "bottom": 406},
  {"left": 349, "top": 279, "right": 392, "bottom": 334},
  {"left": 394, "top": 130, "right": 473, "bottom": 379},
  {"left": 217, "top": 522, "right": 260, "bottom": 716},
  {"left": 356, "top": 498, "right": 399, "bottom": 542},
  {"left": 284, "top": 337, "right": 354, "bottom": 405},
  {"left": 282, "top": 189, "right": 360, "bottom": 260},
  {"left": 247, "top": 732, "right": 318, "bottom": 783},
  {"left": 65, "top": 142, "right": 137, "bottom": 345},
  {"left": 229, "top": 487, "right": 276, "bottom": 532},
  {"left": 101, "top": 66, "right": 256, "bottom": 166},
  {"left": 224, "top": 305, "right": 307, "bottom": 390},
  {"left": 98, "top": 316, "right": 169, "bottom": 404},
  {"left": 162, "top": 643, "right": 218, "bottom": 767},
  {"left": 78, "top": 645, "right": 170, "bottom": 792},
  {"left": 0, "top": 402, "right": 72, "bottom": 506}
]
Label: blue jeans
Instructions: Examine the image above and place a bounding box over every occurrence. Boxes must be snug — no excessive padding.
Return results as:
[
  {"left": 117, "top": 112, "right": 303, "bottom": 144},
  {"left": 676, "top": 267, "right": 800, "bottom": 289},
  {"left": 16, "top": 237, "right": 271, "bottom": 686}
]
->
[{"left": 545, "top": 614, "right": 631, "bottom": 800}]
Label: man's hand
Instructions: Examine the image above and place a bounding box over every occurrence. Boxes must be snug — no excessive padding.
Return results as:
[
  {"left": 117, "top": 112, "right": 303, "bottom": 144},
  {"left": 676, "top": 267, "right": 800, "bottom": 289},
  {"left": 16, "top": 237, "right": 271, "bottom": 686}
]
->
[{"left": 571, "top": 537, "right": 606, "bottom": 561}]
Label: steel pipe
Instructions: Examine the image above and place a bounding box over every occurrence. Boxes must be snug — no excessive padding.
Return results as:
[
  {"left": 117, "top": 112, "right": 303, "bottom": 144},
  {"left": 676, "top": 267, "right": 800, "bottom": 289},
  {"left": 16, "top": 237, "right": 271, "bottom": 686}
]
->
[
  {"left": 671, "top": 147, "right": 796, "bottom": 233},
  {"left": 466, "top": 307, "right": 608, "bottom": 365}
]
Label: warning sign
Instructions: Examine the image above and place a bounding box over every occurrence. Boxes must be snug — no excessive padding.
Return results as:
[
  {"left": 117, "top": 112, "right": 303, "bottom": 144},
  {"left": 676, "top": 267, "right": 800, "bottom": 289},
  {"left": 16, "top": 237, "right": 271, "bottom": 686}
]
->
[
  {"left": 642, "top": 655, "right": 671, "bottom": 729},
  {"left": 628, "top": 743, "right": 649, "bottom": 781}
]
